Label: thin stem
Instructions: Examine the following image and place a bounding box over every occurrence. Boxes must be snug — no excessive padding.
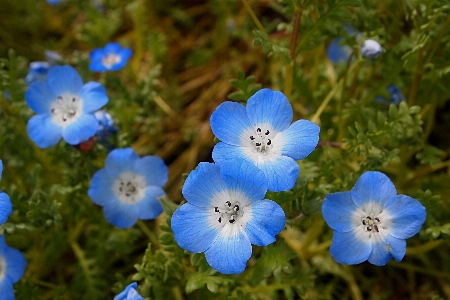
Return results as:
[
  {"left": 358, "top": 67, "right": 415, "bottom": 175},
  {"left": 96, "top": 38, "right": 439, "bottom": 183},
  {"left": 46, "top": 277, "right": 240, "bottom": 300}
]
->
[
  {"left": 406, "top": 239, "right": 444, "bottom": 256},
  {"left": 137, "top": 220, "right": 160, "bottom": 247},
  {"left": 240, "top": 0, "right": 268, "bottom": 36},
  {"left": 284, "top": 7, "right": 302, "bottom": 103}
]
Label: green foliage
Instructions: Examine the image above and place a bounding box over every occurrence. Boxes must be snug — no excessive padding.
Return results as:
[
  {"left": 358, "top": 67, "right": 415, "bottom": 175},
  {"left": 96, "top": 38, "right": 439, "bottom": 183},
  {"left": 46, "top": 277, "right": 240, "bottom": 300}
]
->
[{"left": 228, "top": 70, "right": 262, "bottom": 102}]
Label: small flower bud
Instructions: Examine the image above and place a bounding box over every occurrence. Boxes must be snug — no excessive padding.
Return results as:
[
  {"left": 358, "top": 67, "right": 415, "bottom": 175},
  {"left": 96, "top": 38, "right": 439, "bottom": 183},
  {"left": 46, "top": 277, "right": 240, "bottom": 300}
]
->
[{"left": 361, "top": 39, "right": 382, "bottom": 59}]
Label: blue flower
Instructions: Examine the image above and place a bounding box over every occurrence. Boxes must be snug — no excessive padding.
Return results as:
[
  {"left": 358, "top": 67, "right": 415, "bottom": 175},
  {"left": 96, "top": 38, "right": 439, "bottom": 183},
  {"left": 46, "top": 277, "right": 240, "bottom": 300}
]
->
[
  {"left": 327, "top": 37, "right": 353, "bottom": 63},
  {"left": 210, "top": 89, "right": 320, "bottom": 192},
  {"left": 171, "top": 160, "right": 286, "bottom": 274},
  {"left": 375, "top": 84, "right": 405, "bottom": 105},
  {"left": 25, "top": 65, "right": 108, "bottom": 148},
  {"left": 361, "top": 39, "right": 382, "bottom": 59},
  {"left": 89, "top": 43, "right": 132, "bottom": 72},
  {"left": 25, "top": 62, "right": 51, "bottom": 86},
  {"left": 0, "top": 160, "right": 13, "bottom": 226},
  {"left": 114, "top": 282, "right": 144, "bottom": 300},
  {"left": 322, "top": 171, "right": 426, "bottom": 266},
  {"left": 94, "top": 110, "right": 118, "bottom": 140},
  {"left": 47, "top": 0, "right": 63, "bottom": 5},
  {"left": 0, "top": 235, "right": 27, "bottom": 300},
  {"left": 88, "top": 148, "right": 167, "bottom": 229}
]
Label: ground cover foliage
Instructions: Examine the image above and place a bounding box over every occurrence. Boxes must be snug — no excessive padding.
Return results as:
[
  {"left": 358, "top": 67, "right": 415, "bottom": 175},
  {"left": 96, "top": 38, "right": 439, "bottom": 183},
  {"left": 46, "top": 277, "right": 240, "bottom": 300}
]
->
[{"left": 1, "top": 0, "right": 450, "bottom": 299}]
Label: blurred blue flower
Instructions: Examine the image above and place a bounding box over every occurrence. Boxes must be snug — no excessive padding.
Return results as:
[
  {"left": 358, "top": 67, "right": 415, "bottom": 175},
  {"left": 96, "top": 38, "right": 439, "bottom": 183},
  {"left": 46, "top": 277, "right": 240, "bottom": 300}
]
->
[
  {"left": 375, "top": 84, "right": 406, "bottom": 105},
  {"left": 94, "top": 110, "right": 117, "bottom": 140},
  {"left": 210, "top": 88, "right": 320, "bottom": 192},
  {"left": 89, "top": 43, "right": 132, "bottom": 72},
  {"left": 88, "top": 148, "right": 167, "bottom": 229},
  {"left": 25, "top": 65, "right": 108, "bottom": 148},
  {"left": 0, "top": 160, "right": 13, "bottom": 226},
  {"left": 47, "top": 0, "right": 63, "bottom": 5},
  {"left": 114, "top": 282, "right": 144, "bottom": 300},
  {"left": 327, "top": 37, "right": 353, "bottom": 63},
  {"left": 171, "top": 160, "right": 286, "bottom": 274},
  {"left": 361, "top": 39, "right": 382, "bottom": 59},
  {"left": 25, "top": 61, "right": 51, "bottom": 86},
  {"left": 322, "top": 171, "right": 426, "bottom": 266},
  {"left": 0, "top": 235, "right": 27, "bottom": 300}
]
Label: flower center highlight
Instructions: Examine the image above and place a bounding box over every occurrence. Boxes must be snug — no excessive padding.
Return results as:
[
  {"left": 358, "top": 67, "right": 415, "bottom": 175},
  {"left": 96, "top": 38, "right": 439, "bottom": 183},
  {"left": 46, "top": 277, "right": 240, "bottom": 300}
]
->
[
  {"left": 361, "top": 215, "right": 381, "bottom": 233},
  {"left": 249, "top": 127, "right": 272, "bottom": 154},
  {"left": 214, "top": 200, "right": 244, "bottom": 224},
  {"left": 113, "top": 172, "right": 146, "bottom": 205},
  {"left": 102, "top": 53, "right": 121, "bottom": 69},
  {"left": 50, "top": 94, "right": 82, "bottom": 126}
]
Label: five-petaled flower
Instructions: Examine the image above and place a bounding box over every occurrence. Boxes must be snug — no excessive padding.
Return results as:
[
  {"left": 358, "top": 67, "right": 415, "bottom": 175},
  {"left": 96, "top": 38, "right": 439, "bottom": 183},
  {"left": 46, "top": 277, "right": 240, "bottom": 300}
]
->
[
  {"left": 114, "top": 282, "right": 144, "bottom": 300},
  {"left": 0, "top": 235, "right": 27, "bottom": 300},
  {"left": 89, "top": 42, "right": 132, "bottom": 72},
  {"left": 210, "top": 88, "right": 320, "bottom": 192},
  {"left": 25, "top": 65, "right": 108, "bottom": 148},
  {"left": 171, "top": 160, "right": 286, "bottom": 274},
  {"left": 88, "top": 148, "right": 167, "bottom": 229},
  {"left": 0, "top": 160, "right": 12, "bottom": 226},
  {"left": 322, "top": 171, "right": 426, "bottom": 266}
]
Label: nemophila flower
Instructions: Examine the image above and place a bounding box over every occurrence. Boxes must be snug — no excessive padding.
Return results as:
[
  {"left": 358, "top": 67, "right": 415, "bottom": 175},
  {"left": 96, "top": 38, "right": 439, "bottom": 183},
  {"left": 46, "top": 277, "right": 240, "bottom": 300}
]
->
[
  {"left": 25, "top": 62, "right": 50, "bottom": 86},
  {"left": 171, "top": 160, "right": 286, "bottom": 275},
  {"left": 322, "top": 171, "right": 426, "bottom": 266},
  {"left": 88, "top": 148, "right": 167, "bottom": 229},
  {"left": 0, "top": 160, "right": 13, "bottom": 226},
  {"left": 210, "top": 88, "right": 320, "bottom": 192},
  {"left": 375, "top": 84, "right": 406, "bottom": 105},
  {"left": 361, "top": 39, "right": 382, "bottom": 59},
  {"left": 114, "top": 282, "right": 144, "bottom": 300},
  {"left": 94, "top": 110, "right": 117, "bottom": 140},
  {"left": 89, "top": 43, "right": 132, "bottom": 72},
  {"left": 25, "top": 65, "right": 108, "bottom": 148},
  {"left": 0, "top": 235, "right": 27, "bottom": 300},
  {"left": 327, "top": 37, "right": 353, "bottom": 63}
]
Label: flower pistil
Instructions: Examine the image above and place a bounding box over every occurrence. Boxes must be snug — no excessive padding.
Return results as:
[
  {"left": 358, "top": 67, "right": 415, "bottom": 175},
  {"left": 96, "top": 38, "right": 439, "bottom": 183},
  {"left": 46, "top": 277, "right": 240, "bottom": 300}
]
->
[
  {"left": 214, "top": 200, "right": 244, "bottom": 224},
  {"left": 50, "top": 94, "right": 83, "bottom": 125},
  {"left": 248, "top": 126, "right": 274, "bottom": 155}
]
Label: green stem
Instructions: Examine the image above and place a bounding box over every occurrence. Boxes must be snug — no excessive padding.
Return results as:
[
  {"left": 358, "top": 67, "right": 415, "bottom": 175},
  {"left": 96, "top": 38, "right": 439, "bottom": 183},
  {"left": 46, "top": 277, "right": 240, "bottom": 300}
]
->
[
  {"left": 137, "top": 220, "right": 160, "bottom": 247},
  {"left": 390, "top": 261, "right": 450, "bottom": 279},
  {"left": 284, "top": 8, "right": 302, "bottom": 102},
  {"left": 406, "top": 239, "right": 444, "bottom": 256},
  {"left": 241, "top": 0, "right": 268, "bottom": 36}
]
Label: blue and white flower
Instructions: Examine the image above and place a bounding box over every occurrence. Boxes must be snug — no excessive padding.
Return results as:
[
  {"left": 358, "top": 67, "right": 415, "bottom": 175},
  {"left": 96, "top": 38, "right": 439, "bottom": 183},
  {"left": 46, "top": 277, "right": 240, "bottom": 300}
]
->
[
  {"left": 114, "top": 282, "right": 144, "bottom": 300},
  {"left": 88, "top": 148, "right": 167, "bottom": 229},
  {"left": 0, "top": 160, "right": 12, "bottom": 226},
  {"left": 89, "top": 43, "right": 132, "bottom": 72},
  {"left": 25, "top": 61, "right": 51, "bottom": 86},
  {"left": 25, "top": 65, "right": 108, "bottom": 148},
  {"left": 171, "top": 160, "right": 286, "bottom": 275},
  {"left": 94, "top": 110, "right": 117, "bottom": 140},
  {"left": 361, "top": 39, "right": 382, "bottom": 59},
  {"left": 0, "top": 235, "right": 27, "bottom": 300},
  {"left": 375, "top": 84, "right": 406, "bottom": 106},
  {"left": 322, "top": 171, "right": 426, "bottom": 266},
  {"left": 210, "top": 88, "right": 320, "bottom": 192}
]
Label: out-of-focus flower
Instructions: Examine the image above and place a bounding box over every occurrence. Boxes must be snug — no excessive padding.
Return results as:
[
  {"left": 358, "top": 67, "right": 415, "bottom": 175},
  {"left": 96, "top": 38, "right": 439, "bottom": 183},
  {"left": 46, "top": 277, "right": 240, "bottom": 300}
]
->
[
  {"left": 171, "top": 160, "right": 286, "bottom": 274},
  {"left": 361, "top": 39, "right": 382, "bottom": 59},
  {"left": 25, "top": 65, "right": 108, "bottom": 148},
  {"left": 210, "top": 88, "right": 320, "bottom": 192},
  {"left": 114, "top": 282, "right": 144, "bottom": 300},
  {"left": 88, "top": 148, "right": 167, "bottom": 229},
  {"left": 0, "top": 160, "right": 12, "bottom": 226},
  {"left": 25, "top": 62, "right": 51, "bottom": 86},
  {"left": 89, "top": 43, "right": 132, "bottom": 72},
  {"left": 0, "top": 235, "right": 27, "bottom": 300},
  {"left": 94, "top": 110, "right": 117, "bottom": 140},
  {"left": 44, "top": 50, "right": 63, "bottom": 65},
  {"left": 327, "top": 37, "right": 353, "bottom": 63},
  {"left": 47, "top": 0, "right": 63, "bottom": 5},
  {"left": 322, "top": 171, "right": 426, "bottom": 266},
  {"left": 375, "top": 84, "right": 406, "bottom": 105}
]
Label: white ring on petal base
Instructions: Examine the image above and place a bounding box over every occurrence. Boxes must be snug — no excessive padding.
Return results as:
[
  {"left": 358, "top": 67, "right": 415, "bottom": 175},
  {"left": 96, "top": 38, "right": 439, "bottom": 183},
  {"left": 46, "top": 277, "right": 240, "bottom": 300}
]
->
[
  {"left": 0, "top": 255, "right": 5, "bottom": 282},
  {"left": 50, "top": 93, "right": 84, "bottom": 127},
  {"left": 112, "top": 171, "right": 146, "bottom": 205}
]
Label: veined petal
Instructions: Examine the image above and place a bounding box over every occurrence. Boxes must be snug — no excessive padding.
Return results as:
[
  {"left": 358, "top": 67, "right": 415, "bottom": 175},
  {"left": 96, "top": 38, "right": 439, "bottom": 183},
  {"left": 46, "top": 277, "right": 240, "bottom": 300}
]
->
[
  {"left": 205, "top": 224, "right": 252, "bottom": 274},
  {"left": 383, "top": 195, "right": 426, "bottom": 239},
  {"left": 246, "top": 89, "right": 292, "bottom": 133},
  {"left": 26, "top": 81, "right": 56, "bottom": 114},
  {"left": 134, "top": 156, "right": 168, "bottom": 188},
  {"left": 258, "top": 155, "right": 299, "bottom": 192},
  {"left": 330, "top": 228, "right": 372, "bottom": 265},
  {"left": 103, "top": 201, "right": 138, "bottom": 229},
  {"left": 88, "top": 169, "right": 116, "bottom": 206},
  {"left": 351, "top": 171, "right": 397, "bottom": 208},
  {"left": 368, "top": 233, "right": 406, "bottom": 265},
  {"left": 81, "top": 82, "right": 108, "bottom": 113},
  {"left": 212, "top": 142, "right": 254, "bottom": 164},
  {"left": 4, "top": 248, "right": 27, "bottom": 283},
  {"left": 0, "top": 192, "right": 13, "bottom": 225},
  {"left": 171, "top": 203, "right": 222, "bottom": 253},
  {"left": 210, "top": 101, "right": 253, "bottom": 146},
  {"left": 243, "top": 200, "right": 285, "bottom": 246},
  {"left": 135, "top": 186, "right": 164, "bottom": 220},
  {"left": 27, "top": 114, "right": 62, "bottom": 148},
  {"left": 182, "top": 163, "right": 228, "bottom": 208},
  {"left": 62, "top": 113, "right": 98, "bottom": 145},
  {"left": 274, "top": 119, "right": 320, "bottom": 160},
  {"left": 322, "top": 192, "right": 359, "bottom": 232},
  {"left": 105, "top": 148, "right": 139, "bottom": 175},
  {"left": 47, "top": 65, "right": 83, "bottom": 96}
]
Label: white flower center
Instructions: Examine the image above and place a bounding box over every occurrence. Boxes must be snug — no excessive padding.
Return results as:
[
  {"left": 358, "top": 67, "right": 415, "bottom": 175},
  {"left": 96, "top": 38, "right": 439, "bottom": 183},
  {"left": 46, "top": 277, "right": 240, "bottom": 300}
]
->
[
  {"left": 249, "top": 127, "right": 274, "bottom": 155},
  {"left": 0, "top": 256, "right": 5, "bottom": 283},
  {"left": 50, "top": 93, "right": 83, "bottom": 126},
  {"left": 354, "top": 201, "right": 390, "bottom": 239},
  {"left": 102, "top": 53, "right": 121, "bottom": 69},
  {"left": 112, "top": 172, "right": 146, "bottom": 205},
  {"left": 214, "top": 200, "right": 244, "bottom": 224}
]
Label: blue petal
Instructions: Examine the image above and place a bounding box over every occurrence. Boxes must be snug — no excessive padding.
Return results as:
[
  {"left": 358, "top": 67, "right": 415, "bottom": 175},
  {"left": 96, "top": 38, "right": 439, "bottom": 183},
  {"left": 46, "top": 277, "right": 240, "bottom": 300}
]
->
[
  {"left": 327, "top": 37, "right": 352, "bottom": 63},
  {"left": 134, "top": 156, "right": 168, "bottom": 188},
  {"left": 26, "top": 81, "right": 56, "bottom": 114},
  {"left": 136, "top": 186, "right": 164, "bottom": 220},
  {"left": 27, "top": 114, "right": 62, "bottom": 148},
  {"left": 205, "top": 225, "right": 252, "bottom": 274},
  {"left": 212, "top": 142, "right": 253, "bottom": 163},
  {"left": 103, "top": 201, "right": 138, "bottom": 229},
  {"left": 182, "top": 163, "right": 228, "bottom": 208},
  {"left": 0, "top": 160, "right": 2, "bottom": 179},
  {"left": 110, "top": 49, "right": 132, "bottom": 71},
  {"left": 0, "top": 278, "right": 14, "bottom": 300},
  {"left": 0, "top": 236, "right": 27, "bottom": 283},
  {"left": 351, "top": 171, "right": 397, "bottom": 208},
  {"left": 383, "top": 195, "right": 426, "bottom": 239},
  {"left": 62, "top": 114, "right": 98, "bottom": 145},
  {"left": 322, "top": 192, "right": 357, "bottom": 232},
  {"left": 81, "top": 82, "right": 108, "bottom": 113},
  {"left": 171, "top": 203, "right": 221, "bottom": 253},
  {"left": 368, "top": 234, "right": 406, "bottom": 266},
  {"left": 219, "top": 159, "right": 267, "bottom": 205},
  {"left": 330, "top": 230, "right": 372, "bottom": 265},
  {"left": 0, "top": 192, "right": 12, "bottom": 225},
  {"left": 246, "top": 89, "right": 292, "bottom": 133},
  {"left": 88, "top": 169, "right": 116, "bottom": 206},
  {"left": 277, "top": 119, "right": 320, "bottom": 160},
  {"left": 46, "top": 65, "right": 83, "bottom": 96},
  {"left": 104, "top": 42, "right": 123, "bottom": 53},
  {"left": 258, "top": 155, "right": 299, "bottom": 192},
  {"left": 105, "top": 148, "right": 139, "bottom": 175},
  {"left": 210, "top": 101, "right": 252, "bottom": 146},
  {"left": 89, "top": 49, "right": 108, "bottom": 72},
  {"left": 114, "top": 282, "right": 138, "bottom": 300},
  {"left": 244, "top": 200, "right": 285, "bottom": 246}
]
